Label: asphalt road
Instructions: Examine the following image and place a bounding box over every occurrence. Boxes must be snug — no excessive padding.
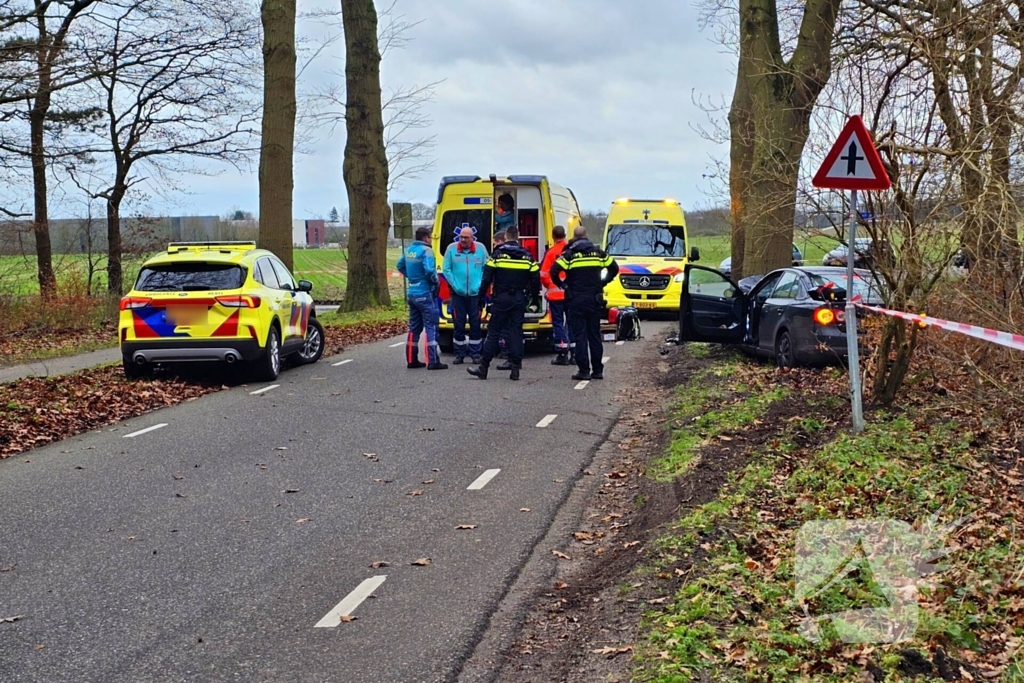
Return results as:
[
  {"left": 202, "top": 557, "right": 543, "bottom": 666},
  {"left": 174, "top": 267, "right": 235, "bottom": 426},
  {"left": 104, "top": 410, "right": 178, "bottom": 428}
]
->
[{"left": 0, "top": 325, "right": 663, "bottom": 683}]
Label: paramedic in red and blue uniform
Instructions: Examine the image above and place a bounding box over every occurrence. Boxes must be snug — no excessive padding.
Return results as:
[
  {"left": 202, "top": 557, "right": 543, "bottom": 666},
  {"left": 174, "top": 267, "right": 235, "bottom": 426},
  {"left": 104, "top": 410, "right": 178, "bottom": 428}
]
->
[{"left": 397, "top": 226, "right": 447, "bottom": 370}]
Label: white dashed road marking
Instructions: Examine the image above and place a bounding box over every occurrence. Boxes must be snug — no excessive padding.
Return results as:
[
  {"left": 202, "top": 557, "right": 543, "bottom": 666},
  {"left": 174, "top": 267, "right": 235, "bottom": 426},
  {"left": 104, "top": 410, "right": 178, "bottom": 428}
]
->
[
  {"left": 615, "top": 341, "right": 625, "bottom": 346},
  {"left": 250, "top": 384, "right": 280, "bottom": 395},
  {"left": 388, "top": 342, "right": 404, "bottom": 348},
  {"left": 602, "top": 356, "right": 610, "bottom": 364},
  {"left": 332, "top": 359, "right": 353, "bottom": 367},
  {"left": 536, "top": 414, "right": 558, "bottom": 428},
  {"left": 314, "top": 575, "right": 388, "bottom": 628},
  {"left": 574, "top": 381, "right": 589, "bottom": 390},
  {"left": 123, "top": 424, "right": 167, "bottom": 439},
  {"left": 467, "top": 469, "right": 501, "bottom": 491}
]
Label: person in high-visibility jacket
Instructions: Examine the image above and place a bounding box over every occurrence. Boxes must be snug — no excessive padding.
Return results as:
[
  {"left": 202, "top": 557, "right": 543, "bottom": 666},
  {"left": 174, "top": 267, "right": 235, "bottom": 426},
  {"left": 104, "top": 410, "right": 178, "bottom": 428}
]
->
[
  {"left": 550, "top": 226, "right": 618, "bottom": 380},
  {"left": 540, "top": 225, "right": 573, "bottom": 366},
  {"left": 467, "top": 226, "right": 540, "bottom": 381}
]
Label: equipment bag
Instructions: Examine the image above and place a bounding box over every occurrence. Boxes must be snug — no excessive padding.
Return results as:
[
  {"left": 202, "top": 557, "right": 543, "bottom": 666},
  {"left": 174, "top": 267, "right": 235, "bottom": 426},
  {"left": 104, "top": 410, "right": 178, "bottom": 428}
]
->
[{"left": 616, "top": 306, "right": 641, "bottom": 341}]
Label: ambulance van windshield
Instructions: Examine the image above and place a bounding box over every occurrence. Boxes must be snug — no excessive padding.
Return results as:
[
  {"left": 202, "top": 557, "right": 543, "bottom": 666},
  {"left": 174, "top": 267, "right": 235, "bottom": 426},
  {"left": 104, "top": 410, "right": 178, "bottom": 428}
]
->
[{"left": 605, "top": 224, "right": 687, "bottom": 258}]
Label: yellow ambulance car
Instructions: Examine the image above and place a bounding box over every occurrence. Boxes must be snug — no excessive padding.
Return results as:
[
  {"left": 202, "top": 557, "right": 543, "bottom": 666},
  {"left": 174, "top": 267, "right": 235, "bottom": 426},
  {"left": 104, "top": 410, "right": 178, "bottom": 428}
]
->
[
  {"left": 430, "top": 174, "right": 614, "bottom": 351},
  {"left": 601, "top": 198, "right": 700, "bottom": 313}
]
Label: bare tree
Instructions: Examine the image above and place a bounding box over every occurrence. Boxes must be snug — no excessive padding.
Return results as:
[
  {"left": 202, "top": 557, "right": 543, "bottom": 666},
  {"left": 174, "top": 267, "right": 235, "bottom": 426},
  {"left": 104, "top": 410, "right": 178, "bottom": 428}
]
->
[
  {"left": 259, "top": 0, "right": 297, "bottom": 270},
  {"left": 339, "top": 0, "right": 390, "bottom": 311},
  {"left": 723, "top": 0, "right": 843, "bottom": 280}
]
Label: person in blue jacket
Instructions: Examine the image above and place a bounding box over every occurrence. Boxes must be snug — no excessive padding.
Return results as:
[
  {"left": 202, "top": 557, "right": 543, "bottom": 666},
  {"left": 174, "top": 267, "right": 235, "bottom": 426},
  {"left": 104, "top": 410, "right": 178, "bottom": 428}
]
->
[
  {"left": 442, "top": 226, "right": 489, "bottom": 364},
  {"left": 495, "top": 193, "right": 516, "bottom": 231},
  {"left": 397, "top": 226, "right": 447, "bottom": 370}
]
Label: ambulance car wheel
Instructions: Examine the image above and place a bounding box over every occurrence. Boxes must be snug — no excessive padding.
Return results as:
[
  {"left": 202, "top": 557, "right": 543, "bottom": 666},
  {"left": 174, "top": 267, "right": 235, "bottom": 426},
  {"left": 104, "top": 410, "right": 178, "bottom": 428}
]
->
[
  {"left": 293, "top": 318, "right": 325, "bottom": 365},
  {"left": 254, "top": 325, "right": 282, "bottom": 381},
  {"left": 438, "top": 330, "right": 454, "bottom": 354}
]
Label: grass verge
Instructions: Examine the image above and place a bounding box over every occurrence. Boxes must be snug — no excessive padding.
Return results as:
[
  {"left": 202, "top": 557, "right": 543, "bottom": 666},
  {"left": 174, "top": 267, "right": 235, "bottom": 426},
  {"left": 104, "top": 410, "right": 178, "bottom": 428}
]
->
[{"left": 634, "top": 354, "right": 1024, "bottom": 682}]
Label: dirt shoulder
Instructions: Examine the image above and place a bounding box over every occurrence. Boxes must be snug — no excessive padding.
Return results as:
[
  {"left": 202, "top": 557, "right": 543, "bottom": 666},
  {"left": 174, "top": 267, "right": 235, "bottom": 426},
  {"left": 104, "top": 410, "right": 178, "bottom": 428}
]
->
[{"left": 465, "top": 338, "right": 1024, "bottom": 682}]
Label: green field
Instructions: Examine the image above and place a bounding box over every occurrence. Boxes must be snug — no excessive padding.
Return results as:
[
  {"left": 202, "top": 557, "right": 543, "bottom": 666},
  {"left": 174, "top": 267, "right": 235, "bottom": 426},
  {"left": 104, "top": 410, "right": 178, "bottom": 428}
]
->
[{"left": 0, "top": 248, "right": 405, "bottom": 299}]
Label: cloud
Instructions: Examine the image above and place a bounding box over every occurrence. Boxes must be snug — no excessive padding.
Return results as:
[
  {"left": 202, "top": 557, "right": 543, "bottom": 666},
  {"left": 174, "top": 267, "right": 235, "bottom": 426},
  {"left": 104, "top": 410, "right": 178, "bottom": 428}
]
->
[{"left": 142, "top": 0, "right": 738, "bottom": 217}]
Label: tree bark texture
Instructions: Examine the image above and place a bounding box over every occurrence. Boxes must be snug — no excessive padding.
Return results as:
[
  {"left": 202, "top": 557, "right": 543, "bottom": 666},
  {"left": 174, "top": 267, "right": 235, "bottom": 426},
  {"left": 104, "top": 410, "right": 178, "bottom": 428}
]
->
[
  {"left": 341, "top": 0, "right": 391, "bottom": 311},
  {"left": 258, "top": 0, "right": 296, "bottom": 270},
  {"left": 728, "top": 0, "right": 842, "bottom": 280}
]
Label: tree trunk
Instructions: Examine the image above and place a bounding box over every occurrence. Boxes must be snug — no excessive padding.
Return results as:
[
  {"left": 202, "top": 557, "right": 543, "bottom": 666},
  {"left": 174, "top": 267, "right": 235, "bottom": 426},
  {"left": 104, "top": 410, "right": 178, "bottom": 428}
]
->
[
  {"left": 729, "top": 0, "right": 842, "bottom": 278},
  {"left": 106, "top": 186, "right": 124, "bottom": 296},
  {"left": 340, "top": 0, "right": 391, "bottom": 312},
  {"left": 258, "top": 0, "right": 296, "bottom": 270},
  {"left": 29, "top": 103, "right": 56, "bottom": 297}
]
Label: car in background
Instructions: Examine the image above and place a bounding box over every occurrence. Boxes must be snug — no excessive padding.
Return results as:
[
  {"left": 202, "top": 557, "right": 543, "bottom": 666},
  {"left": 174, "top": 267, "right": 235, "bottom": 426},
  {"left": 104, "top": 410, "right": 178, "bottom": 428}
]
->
[
  {"left": 119, "top": 241, "right": 325, "bottom": 381},
  {"left": 821, "top": 237, "right": 890, "bottom": 268},
  {"left": 679, "top": 265, "right": 884, "bottom": 367},
  {"left": 718, "top": 244, "right": 803, "bottom": 277}
]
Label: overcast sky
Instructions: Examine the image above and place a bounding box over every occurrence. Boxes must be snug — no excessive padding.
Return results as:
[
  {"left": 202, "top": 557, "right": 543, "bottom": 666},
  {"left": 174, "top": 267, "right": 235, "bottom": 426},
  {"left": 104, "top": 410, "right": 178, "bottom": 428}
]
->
[{"left": 165, "top": 0, "right": 736, "bottom": 218}]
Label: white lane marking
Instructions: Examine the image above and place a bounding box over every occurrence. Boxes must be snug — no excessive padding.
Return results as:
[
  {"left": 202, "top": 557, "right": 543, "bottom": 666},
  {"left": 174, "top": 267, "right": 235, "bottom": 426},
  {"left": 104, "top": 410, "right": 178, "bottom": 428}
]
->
[
  {"left": 123, "top": 423, "right": 167, "bottom": 439},
  {"left": 250, "top": 384, "right": 280, "bottom": 395},
  {"left": 602, "top": 356, "right": 610, "bottom": 364},
  {"left": 574, "top": 381, "right": 589, "bottom": 390},
  {"left": 388, "top": 342, "right": 404, "bottom": 348},
  {"left": 468, "top": 469, "right": 501, "bottom": 491},
  {"left": 536, "top": 414, "right": 558, "bottom": 428},
  {"left": 332, "top": 359, "right": 353, "bottom": 367},
  {"left": 314, "top": 575, "right": 387, "bottom": 628},
  {"left": 615, "top": 341, "right": 625, "bottom": 346}
]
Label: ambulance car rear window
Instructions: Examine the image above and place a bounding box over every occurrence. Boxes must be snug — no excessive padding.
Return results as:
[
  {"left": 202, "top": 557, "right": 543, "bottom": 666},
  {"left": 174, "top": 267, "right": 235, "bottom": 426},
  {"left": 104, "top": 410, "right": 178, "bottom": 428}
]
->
[
  {"left": 606, "top": 225, "right": 686, "bottom": 257},
  {"left": 135, "top": 263, "right": 246, "bottom": 291},
  {"left": 440, "top": 209, "right": 492, "bottom": 255}
]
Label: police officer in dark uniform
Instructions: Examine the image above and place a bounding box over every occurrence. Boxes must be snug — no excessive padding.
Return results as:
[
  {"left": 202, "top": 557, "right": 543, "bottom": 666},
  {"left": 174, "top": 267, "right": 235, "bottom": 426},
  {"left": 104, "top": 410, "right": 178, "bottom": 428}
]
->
[
  {"left": 550, "top": 226, "right": 618, "bottom": 381},
  {"left": 467, "top": 227, "right": 540, "bottom": 381}
]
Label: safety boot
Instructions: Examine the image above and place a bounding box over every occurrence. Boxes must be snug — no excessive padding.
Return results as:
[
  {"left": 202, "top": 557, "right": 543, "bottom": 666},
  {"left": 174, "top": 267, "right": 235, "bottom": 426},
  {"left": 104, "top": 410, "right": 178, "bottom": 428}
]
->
[
  {"left": 467, "top": 365, "right": 488, "bottom": 380},
  {"left": 550, "top": 352, "right": 570, "bottom": 366},
  {"left": 510, "top": 368, "right": 520, "bottom": 381}
]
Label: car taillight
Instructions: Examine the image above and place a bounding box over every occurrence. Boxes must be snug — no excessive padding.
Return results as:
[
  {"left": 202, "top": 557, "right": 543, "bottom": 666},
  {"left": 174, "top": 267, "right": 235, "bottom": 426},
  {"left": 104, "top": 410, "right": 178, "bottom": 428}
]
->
[
  {"left": 813, "top": 307, "right": 836, "bottom": 326},
  {"left": 119, "top": 296, "right": 151, "bottom": 310},
  {"left": 216, "top": 295, "right": 261, "bottom": 308}
]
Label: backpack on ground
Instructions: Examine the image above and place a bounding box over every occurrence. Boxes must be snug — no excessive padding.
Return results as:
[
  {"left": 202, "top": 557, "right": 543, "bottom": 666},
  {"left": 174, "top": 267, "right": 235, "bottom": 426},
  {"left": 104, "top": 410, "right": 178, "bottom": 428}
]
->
[{"left": 616, "top": 306, "right": 641, "bottom": 341}]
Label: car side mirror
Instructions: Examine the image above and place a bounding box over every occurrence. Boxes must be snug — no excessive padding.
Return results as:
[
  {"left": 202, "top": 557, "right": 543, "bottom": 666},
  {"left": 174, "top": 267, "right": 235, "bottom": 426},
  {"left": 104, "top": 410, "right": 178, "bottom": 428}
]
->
[
  {"left": 689, "top": 247, "right": 700, "bottom": 262},
  {"left": 297, "top": 279, "right": 313, "bottom": 293},
  {"left": 809, "top": 284, "right": 846, "bottom": 302}
]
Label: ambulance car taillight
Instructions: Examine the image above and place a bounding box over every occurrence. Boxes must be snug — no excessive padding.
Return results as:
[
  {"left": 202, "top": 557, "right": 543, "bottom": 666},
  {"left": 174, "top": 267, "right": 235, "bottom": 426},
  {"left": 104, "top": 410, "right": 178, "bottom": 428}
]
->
[
  {"left": 215, "top": 295, "right": 261, "bottom": 308},
  {"left": 119, "top": 296, "right": 151, "bottom": 310},
  {"left": 813, "top": 307, "right": 836, "bottom": 326}
]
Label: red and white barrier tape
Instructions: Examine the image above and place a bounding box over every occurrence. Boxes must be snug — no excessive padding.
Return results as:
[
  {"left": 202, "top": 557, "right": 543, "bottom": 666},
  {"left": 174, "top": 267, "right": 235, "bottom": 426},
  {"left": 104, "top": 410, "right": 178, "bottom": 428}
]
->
[{"left": 852, "top": 298, "right": 1024, "bottom": 353}]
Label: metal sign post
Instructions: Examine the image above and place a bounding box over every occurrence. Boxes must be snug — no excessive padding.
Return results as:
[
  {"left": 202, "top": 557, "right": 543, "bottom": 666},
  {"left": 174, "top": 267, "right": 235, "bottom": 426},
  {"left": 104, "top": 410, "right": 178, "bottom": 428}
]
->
[
  {"left": 811, "top": 115, "right": 891, "bottom": 434},
  {"left": 393, "top": 202, "right": 414, "bottom": 300}
]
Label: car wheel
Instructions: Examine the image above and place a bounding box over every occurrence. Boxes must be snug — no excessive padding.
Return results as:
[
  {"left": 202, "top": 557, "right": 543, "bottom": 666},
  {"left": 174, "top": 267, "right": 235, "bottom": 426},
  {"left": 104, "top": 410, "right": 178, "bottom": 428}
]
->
[
  {"left": 294, "top": 318, "right": 325, "bottom": 365},
  {"left": 254, "top": 325, "right": 281, "bottom": 381},
  {"left": 775, "top": 330, "right": 797, "bottom": 368},
  {"left": 438, "top": 330, "right": 454, "bottom": 354}
]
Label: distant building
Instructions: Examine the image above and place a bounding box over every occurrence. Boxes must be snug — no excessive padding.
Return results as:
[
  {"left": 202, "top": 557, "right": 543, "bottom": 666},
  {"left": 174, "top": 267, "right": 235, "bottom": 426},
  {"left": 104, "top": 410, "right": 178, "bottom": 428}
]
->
[{"left": 292, "top": 220, "right": 307, "bottom": 247}]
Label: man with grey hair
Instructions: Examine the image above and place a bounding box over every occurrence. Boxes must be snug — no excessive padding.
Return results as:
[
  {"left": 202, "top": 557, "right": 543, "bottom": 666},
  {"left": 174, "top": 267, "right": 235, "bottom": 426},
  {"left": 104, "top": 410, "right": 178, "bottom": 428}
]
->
[{"left": 442, "top": 225, "right": 488, "bottom": 363}]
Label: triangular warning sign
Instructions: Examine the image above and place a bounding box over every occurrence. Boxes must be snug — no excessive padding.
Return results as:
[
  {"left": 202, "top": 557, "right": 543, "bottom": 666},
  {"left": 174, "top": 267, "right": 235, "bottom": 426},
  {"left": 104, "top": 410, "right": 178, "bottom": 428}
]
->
[{"left": 812, "top": 115, "right": 891, "bottom": 191}]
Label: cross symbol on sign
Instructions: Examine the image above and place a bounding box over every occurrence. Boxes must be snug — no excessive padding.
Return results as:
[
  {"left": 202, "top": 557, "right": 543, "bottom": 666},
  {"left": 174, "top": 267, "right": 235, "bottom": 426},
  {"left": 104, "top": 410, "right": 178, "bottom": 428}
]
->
[
  {"left": 841, "top": 141, "right": 864, "bottom": 175},
  {"left": 642, "top": 209, "right": 650, "bottom": 219}
]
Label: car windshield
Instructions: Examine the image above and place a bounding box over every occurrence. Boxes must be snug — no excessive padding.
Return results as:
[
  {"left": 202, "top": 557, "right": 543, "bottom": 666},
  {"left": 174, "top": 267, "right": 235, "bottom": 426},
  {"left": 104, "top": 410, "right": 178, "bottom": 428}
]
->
[
  {"left": 605, "top": 225, "right": 686, "bottom": 257},
  {"left": 806, "top": 271, "right": 884, "bottom": 302},
  {"left": 135, "top": 263, "right": 246, "bottom": 291}
]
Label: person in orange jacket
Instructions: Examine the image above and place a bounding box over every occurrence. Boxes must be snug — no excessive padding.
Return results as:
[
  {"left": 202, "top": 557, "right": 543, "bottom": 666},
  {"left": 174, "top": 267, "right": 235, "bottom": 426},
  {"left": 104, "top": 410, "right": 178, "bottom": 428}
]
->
[{"left": 540, "top": 225, "right": 574, "bottom": 365}]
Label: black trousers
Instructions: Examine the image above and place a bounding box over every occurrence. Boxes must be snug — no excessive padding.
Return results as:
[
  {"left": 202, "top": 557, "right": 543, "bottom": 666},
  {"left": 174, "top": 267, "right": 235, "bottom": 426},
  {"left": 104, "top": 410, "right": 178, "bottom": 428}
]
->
[
  {"left": 569, "top": 305, "right": 603, "bottom": 374},
  {"left": 481, "top": 305, "right": 525, "bottom": 368}
]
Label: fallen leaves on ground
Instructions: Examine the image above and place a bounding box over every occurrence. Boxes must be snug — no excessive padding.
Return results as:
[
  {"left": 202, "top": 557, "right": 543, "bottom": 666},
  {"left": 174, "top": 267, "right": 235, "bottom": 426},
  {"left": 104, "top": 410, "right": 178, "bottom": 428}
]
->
[
  {"left": 411, "top": 557, "right": 431, "bottom": 566},
  {"left": 592, "top": 645, "right": 632, "bottom": 657},
  {"left": 369, "top": 561, "right": 390, "bottom": 569},
  {"left": 455, "top": 524, "right": 477, "bottom": 530},
  {"left": 0, "top": 366, "right": 221, "bottom": 458},
  {"left": 0, "top": 323, "right": 116, "bottom": 369},
  {"left": 552, "top": 550, "right": 571, "bottom": 560},
  {"left": 0, "top": 615, "right": 24, "bottom": 623},
  {"left": 322, "top": 320, "right": 408, "bottom": 357}
]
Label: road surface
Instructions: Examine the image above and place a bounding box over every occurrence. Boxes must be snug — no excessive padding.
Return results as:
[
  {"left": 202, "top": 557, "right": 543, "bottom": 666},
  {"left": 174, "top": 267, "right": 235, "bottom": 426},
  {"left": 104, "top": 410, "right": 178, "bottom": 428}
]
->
[{"left": 0, "top": 326, "right": 661, "bottom": 683}]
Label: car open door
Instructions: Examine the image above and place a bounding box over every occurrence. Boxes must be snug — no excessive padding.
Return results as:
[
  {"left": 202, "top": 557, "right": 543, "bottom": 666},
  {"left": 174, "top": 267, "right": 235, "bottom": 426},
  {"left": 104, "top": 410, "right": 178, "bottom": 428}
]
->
[{"left": 679, "top": 265, "right": 747, "bottom": 344}]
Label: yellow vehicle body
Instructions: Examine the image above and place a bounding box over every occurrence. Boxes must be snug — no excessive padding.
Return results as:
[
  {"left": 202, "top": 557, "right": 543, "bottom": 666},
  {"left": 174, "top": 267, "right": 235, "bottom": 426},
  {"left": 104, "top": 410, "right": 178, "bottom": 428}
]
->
[
  {"left": 430, "top": 174, "right": 614, "bottom": 349},
  {"left": 601, "top": 198, "right": 697, "bottom": 313},
  {"left": 119, "top": 241, "right": 318, "bottom": 378}
]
